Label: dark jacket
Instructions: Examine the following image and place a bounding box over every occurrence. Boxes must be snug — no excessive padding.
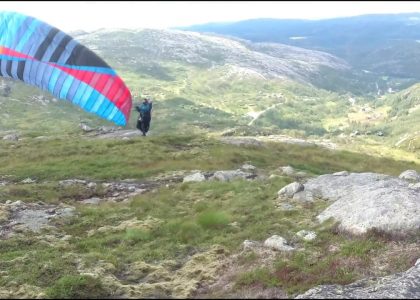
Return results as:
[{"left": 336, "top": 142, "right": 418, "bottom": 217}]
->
[{"left": 136, "top": 102, "right": 153, "bottom": 118}]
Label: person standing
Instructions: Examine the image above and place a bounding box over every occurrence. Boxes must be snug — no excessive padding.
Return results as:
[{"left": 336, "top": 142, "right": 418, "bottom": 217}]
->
[{"left": 136, "top": 98, "right": 153, "bottom": 136}]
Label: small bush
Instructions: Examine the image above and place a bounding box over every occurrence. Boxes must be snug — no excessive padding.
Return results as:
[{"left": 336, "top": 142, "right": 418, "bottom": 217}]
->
[
  {"left": 236, "top": 267, "right": 279, "bottom": 288},
  {"left": 46, "top": 275, "right": 108, "bottom": 299},
  {"left": 124, "top": 228, "right": 152, "bottom": 243},
  {"left": 341, "top": 239, "right": 382, "bottom": 258},
  {"left": 178, "top": 221, "right": 202, "bottom": 242},
  {"left": 197, "top": 211, "right": 230, "bottom": 229}
]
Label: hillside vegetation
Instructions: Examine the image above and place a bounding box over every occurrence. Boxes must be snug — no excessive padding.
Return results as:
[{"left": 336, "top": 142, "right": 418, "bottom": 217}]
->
[{"left": 0, "top": 134, "right": 418, "bottom": 298}]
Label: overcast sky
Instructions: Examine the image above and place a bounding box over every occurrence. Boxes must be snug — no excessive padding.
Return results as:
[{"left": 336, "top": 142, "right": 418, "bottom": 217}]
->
[{"left": 2, "top": 1, "right": 420, "bottom": 32}]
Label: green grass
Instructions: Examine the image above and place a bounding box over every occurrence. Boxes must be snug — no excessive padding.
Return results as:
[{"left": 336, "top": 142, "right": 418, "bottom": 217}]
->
[
  {"left": 0, "top": 134, "right": 418, "bottom": 298},
  {"left": 45, "top": 275, "right": 108, "bottom": 299},
  {"left": 233, "top": 222, "right": 388, "bottom": 296},
  {"left": 0, "top": 134, "right": 417, "bottom": 183}
]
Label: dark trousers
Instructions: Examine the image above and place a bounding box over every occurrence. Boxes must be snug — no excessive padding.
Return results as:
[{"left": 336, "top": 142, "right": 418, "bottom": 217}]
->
[
  {"left": 142, "top": 116, "right": 151, "bottom": 133},
  {"left": 137, "top": 115, "right": 151, "bottom": 134}
]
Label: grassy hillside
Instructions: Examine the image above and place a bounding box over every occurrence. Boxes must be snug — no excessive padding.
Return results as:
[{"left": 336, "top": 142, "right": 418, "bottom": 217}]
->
[
  {"left": 0, "top": 134, "right": 418, "bottom": 298},
  {"left": 0, "top": 27, "right": 418, "bottom": 163}
]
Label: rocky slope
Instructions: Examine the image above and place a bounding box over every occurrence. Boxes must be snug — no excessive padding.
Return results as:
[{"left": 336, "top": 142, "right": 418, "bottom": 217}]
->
[
  {"left": 75, "top": 28, "right": 350, "bottom": 84},
  {"left": 295, "top": 258, "right": 420, "bottom": 299}
]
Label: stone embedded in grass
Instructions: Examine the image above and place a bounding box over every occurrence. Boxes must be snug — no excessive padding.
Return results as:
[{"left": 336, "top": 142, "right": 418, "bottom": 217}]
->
[
  {"left": 87, "top": 182, "right": 97, "bottom": 189},
  {"left": 242, "top": 240, "right": 262, "bottom": 251},
  {"left": 279, "top": 165, "right": 295, "bottom": 176},
  {"left": 210, "top": 170, "right": 254, "bottom": 182},
  {"left": 241, "top": 164, "right": 257, "bottom": 172},
  {"left": 263, "top": 235, "right": 295, "bottom": 251},
  {"left": 21, "top": 178, "right": 36, "bottom": 184},
  {"left": 2, "top": 133, "right": 19, "bottom": 141},
  {"left": 183, "top": 172, "right": 206, "bottom": 182},
  {"left": 81, "top": 197, "right": 102, "bottom": 205},
  {"left": 277, "top": 182, "right": 304, "bottom": 198},
  {"left": 219, "top": 137, "right": 263, "bottom": 147},
  {"left": 59, "top": 179, "right": 87, "bottom": 186},
  {"left": 296, "top": 230, "right": 317, "bottom": 241}
]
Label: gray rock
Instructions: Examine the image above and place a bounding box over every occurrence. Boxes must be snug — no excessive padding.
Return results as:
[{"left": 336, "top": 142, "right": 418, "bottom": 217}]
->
[
  {"left": 279, "top": 166, "right": 295, "bottom": 176},
  {"left": 399, "top": 170, "right": 420, "bottom": 182},
  {"left": 243, "top": 239, "right": 261, "bottom": 251},
  {"left": 278, "top": 182, "right": 304, "bottom": 198},
  {"left": 57, "top": 207, "right": 76, "bottom": 217},
  {"left": 87, "top": 182, "right": 97, "bottom": 189},
  {"left": 241, "top": 164, "right": 257, "bottom": 171},
  {"left": 10, "top": 200, "right": 24, "bottom": 207},
  {"left": 295, "top": 171, "right": 308, "bottom": 178},
  {"left": 79, "top": 123, "right": 94, "bottom": 132},
  {"left": 59, "top": 179, "right": 87, "bottom": 186},
  {"left": 219, "top": 137, "right": 263, "bottom": 147},
  {"left": 21, "top": 178, "right": 36, "bottom": 184},
  {"left": 183, "top": 172, "right": 206, "bottom": 182},
  {"left": 81, "top": 197, "right": 102, "bottom": 205},
  {"left": 3, "top": 133, "right": 19, "bottom": 141},
  {"left": 410, "top": 182, "right": 420, "bottom": 190},
  {"left": 293, "top": 190, "right": 315, "bottom": 202},
  {"left": 303, "top": 172, "right": 420, "bottom": 234},
  {"left": 13, "top": 210, "right": 50, "bottom": 232},
  {"left": 210, "top": 170, "right": 254, "bottom": 182},
  {"left": 296, "top": 230, "right": 317, "bottom": 241},
  {"left": 263, "top": 235, "right": 295, "bottom": 251},
  {"left": 295, "top": 258, "right": 420, "bottom": 299}
]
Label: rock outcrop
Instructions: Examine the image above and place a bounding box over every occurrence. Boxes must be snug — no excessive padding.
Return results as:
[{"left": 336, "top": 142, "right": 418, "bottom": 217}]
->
[
  {"left": 302, "top": 171, "right": 420, "bottom": 234},
  {"left": 295, "top": 258, "right": 420, "bottom": 299},
  {"left": 0, "top": 201, "right": 75, "bottom": 238}
]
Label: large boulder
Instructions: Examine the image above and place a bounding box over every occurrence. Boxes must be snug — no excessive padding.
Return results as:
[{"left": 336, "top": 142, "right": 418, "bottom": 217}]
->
[
  {"left": 303, "top": 172, "right": 420, "bottom": 234},
  {"left": 295, "top": 258, "right": 420, "bottom": 299}
]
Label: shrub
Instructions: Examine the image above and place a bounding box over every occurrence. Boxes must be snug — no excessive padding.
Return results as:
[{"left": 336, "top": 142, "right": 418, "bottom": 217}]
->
[
  {"left": 197, "top": 211, "right": 230, "bottom": 229},
  {"left": 46, "top": 275, "right": 108, "bottom": 299}
]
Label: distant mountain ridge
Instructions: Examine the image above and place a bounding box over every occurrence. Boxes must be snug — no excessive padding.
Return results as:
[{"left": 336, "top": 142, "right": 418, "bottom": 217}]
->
[
  {"left": 75, "top": 28, "right": 349, "bottom": 85},
  {"left": 177, "top": 13, "right": 420, "bottom": 79}
]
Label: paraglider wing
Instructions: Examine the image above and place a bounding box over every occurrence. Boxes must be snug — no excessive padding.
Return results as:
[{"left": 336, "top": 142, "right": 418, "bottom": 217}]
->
[{"left": 0, "top": 11, "right": 132, "bottom": 126}]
